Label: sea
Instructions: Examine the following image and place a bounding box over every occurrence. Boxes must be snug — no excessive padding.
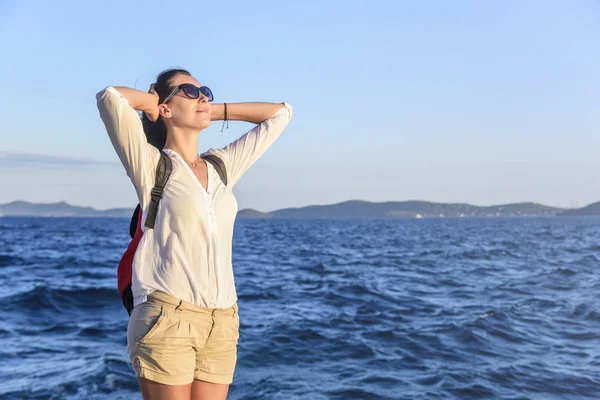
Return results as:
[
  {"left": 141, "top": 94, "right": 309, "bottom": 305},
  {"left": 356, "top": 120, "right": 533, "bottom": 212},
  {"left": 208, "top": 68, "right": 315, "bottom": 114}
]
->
[{"left": 0, "top": 216, "right": 599, "bottom": 399}]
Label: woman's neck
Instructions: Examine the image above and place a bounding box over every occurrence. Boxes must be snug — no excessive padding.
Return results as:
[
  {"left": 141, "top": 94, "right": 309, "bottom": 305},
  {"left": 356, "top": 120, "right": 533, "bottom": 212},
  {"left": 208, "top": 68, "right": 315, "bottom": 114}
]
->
[{"left": 163, "top": 127, "right": 201, "bottom": 163}]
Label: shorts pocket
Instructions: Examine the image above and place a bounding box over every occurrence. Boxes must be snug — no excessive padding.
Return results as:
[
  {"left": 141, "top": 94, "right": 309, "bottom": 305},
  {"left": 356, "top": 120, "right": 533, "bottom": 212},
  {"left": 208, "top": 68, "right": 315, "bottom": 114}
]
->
[
  {"left": 131, "top": 303, "right": 167, "bottom": 344},
  {"left": 232, "top": 305, "right": 240, "bottom": 340}
]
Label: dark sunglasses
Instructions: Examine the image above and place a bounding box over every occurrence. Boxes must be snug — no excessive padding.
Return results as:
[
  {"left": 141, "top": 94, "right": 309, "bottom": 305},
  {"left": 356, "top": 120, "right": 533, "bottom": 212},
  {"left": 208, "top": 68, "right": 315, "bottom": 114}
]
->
[{"left": 162, "top": 83, "right": 214, "bottom": 104}]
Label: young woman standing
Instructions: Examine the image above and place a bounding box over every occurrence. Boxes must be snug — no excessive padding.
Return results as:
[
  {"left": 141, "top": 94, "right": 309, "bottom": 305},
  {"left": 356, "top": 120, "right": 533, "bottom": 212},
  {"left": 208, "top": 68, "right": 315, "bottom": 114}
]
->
[{"left": 96, "top": 68, "right": 292, "bottom": 400}]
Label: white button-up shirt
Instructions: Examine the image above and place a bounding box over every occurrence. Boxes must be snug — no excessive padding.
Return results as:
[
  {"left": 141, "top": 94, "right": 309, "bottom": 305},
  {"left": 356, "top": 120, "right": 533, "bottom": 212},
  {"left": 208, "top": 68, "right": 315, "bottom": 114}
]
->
[{"left": 96, "top": 86, "right": 292, "bottom": 308}]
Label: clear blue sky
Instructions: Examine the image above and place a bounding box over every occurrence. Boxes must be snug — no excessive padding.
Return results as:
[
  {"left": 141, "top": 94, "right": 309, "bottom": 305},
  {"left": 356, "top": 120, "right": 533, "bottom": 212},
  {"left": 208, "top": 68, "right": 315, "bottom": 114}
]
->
[{"left": 0, "top": 0, "right": 598, "bottom": 211}]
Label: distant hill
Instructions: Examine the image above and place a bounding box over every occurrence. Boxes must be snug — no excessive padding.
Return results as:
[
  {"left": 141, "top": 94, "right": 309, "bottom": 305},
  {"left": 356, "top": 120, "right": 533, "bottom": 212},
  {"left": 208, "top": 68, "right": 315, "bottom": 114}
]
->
[
  {"left": 237, "top": 200, "right": 565, "bottom": 219},
  {"left": 558, "top": 202, "right": 600, "bottom": 216},
  {"left": 0, "top": 201, "right": 131, "bottom": 217},
  {"left": 0, "top": 199, "right": 581, "bottom": 219}
]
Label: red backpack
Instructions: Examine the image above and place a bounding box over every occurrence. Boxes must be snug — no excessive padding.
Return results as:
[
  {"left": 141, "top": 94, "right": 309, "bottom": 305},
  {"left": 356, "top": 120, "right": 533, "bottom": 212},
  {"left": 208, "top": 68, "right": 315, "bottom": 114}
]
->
[{"left": 118, "top": 151, "right": 228, "bottom": 315}]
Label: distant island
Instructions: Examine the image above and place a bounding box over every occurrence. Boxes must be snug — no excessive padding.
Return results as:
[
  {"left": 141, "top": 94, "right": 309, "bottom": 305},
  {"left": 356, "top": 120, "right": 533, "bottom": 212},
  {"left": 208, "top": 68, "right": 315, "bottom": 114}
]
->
[
  {"left": 0, "top": 201, "right": 132, "bottom": 218},
  {"left": 2, "top": 200, "right": 599, "bottom": 218},
  {"left": 556, "top": 202, "right": 600, "bottom": 217},
  {"left": 237, "top": 200, "right": 567, "bottom": 218}
]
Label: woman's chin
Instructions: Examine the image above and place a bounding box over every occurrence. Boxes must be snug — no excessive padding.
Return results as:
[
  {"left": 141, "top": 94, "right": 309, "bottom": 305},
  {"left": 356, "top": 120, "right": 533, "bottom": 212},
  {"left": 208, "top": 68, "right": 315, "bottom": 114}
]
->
[
  {"left": 196, "top": 121, "right": 211, "bottom": 131},
  {"left": 196, "top": 114, "right": 211, "bottom": 130}
]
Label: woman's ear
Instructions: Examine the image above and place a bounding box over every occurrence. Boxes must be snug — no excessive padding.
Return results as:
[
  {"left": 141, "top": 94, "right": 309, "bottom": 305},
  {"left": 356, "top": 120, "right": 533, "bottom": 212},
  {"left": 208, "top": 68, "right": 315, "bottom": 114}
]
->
[{"left": 159, "top": 104, "right": 172, "bottom": 119}]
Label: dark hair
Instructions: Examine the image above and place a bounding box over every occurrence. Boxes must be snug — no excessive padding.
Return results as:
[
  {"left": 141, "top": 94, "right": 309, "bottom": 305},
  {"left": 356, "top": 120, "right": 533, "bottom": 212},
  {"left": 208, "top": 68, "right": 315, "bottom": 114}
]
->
[{"left": 141, "top": 68, "right": 191, "bottom": 150}]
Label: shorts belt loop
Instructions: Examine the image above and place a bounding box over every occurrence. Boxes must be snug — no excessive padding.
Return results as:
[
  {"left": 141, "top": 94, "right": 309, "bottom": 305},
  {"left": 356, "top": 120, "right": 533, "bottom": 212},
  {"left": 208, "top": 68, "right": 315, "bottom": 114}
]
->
[{"left": 175, "top": 300, "right": 184, "bottom": 312}]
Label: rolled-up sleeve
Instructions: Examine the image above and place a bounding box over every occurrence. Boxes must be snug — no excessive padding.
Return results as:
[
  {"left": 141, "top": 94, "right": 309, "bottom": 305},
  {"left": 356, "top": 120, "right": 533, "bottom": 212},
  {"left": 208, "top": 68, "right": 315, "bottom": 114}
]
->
[
  {"left": 96, "top": 86, "right": 159, "bottom": 204},
  {"left": 205, "top": 103, "right": 293, "bottom": 187}
]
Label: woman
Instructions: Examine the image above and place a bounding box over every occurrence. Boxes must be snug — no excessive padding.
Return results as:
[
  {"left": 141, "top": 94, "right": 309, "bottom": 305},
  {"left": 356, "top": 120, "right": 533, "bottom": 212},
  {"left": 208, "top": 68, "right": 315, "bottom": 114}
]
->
[{"left": 96, "top": 68, "right": 292, "bottom": 400}]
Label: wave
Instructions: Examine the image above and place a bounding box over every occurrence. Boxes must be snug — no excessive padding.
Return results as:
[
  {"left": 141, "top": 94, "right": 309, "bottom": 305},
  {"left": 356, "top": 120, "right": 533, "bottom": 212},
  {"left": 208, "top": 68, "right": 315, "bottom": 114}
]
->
[
  {"left": 0, "top": 254, "right": 27, "bottom": 267},
  {"left": 3, "top": 285, "right": 119, "bottom": 313}
]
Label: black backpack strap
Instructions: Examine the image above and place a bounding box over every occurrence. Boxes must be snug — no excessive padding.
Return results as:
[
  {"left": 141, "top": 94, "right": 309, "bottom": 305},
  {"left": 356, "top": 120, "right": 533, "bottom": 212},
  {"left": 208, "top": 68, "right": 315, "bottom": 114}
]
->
[
  {"left": 129, "top": 204, "right": 141, "bottom": 238},
  {"left": 145, "top": 151, "right": 172, "bottom": 229},
  {"left": 123, "top": 283, "right": 134, "bottom": 316},
  {"left": 202, "top": 154, "right": 228, "bottom": 186}
]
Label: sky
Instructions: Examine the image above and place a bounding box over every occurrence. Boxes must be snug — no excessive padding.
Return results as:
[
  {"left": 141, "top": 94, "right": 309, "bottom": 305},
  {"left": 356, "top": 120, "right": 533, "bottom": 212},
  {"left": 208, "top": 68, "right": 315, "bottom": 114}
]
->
[{"left": 0, "top": 0, "right": 598, "bottom": 212}]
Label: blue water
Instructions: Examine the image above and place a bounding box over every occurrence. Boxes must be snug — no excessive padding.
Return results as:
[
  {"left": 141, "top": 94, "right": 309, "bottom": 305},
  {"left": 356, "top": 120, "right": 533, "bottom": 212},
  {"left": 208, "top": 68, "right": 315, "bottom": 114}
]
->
[{"left": 0, "top": 216, "right": 599, "bottom": 399}]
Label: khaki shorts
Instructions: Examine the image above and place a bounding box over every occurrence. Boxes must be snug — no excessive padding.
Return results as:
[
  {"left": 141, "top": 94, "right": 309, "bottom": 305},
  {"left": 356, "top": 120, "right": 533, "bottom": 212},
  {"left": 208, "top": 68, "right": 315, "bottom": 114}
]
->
[{"left": 127, "top": 290, "right": 240, "bottom": 386}]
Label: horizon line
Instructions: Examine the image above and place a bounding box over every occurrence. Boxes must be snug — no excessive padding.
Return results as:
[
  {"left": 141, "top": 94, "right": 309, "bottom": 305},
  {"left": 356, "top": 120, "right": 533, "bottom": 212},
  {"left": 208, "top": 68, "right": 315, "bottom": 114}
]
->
[{"left": 1, "top": 198, "right": 594, "bottom": 213}]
